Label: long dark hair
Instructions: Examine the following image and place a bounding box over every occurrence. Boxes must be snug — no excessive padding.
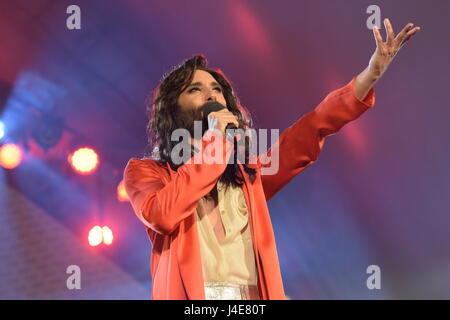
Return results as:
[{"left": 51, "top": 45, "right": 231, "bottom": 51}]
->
[{"left": 145, "top": 54, "right": 256, "bottom": 195}]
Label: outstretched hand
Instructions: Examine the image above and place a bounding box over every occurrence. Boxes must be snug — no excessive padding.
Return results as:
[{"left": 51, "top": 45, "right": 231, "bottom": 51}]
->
[{"left": 369, "top": 18, "right": 421, "bottom": 78}]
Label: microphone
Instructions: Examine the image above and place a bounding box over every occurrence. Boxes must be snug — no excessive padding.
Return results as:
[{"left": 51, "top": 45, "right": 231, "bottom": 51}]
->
[{"left": 201, "top": 102, "right": 238, "bottom": 137}]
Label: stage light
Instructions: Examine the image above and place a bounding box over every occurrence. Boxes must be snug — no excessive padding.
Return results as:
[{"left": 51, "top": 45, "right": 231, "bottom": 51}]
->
[
  {"left": 0, "top": 121, "right": 5, "bottom": 139},
  {"left": 117, "top": 180, "right": 129, "bottom": 202},
  {"left": 88, "top": 225, "right": 114, "bottom": 246},
  {"left": 0, "top": 143, "right": 23, "bottom": 169},
  {"left": 88, "top": 225, "right": 103, "bottom": 247},
  {"left": 68, "top": 147, "right": 99, "bottom": 174},
  {"left": 102, "top": 226, "right": 114, "bottom": 245}
]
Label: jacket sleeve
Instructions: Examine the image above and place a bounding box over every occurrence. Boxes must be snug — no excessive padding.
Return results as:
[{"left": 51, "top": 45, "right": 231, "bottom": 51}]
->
[
  {"left": 259, "top": 76, "right": 376, "bottom": 201},
  {"left": 123, "top": 132, "right": 234, "bottom": 235}
]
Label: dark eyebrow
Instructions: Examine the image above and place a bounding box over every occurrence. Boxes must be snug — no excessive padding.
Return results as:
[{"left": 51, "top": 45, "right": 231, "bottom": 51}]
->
[{"left": 187, "top": 81, "right": 222, "bottom": 89}]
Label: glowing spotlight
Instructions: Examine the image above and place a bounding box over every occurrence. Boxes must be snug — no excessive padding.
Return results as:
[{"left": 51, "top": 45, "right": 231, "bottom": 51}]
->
[
  {"left": 0, "top": 143, "right": 23, "bottom": 169},
  {"left": 102, "top": 226, "right": 114, "bottom": 245},
  {"left": 117, "top": 180, "right": 129, "bottom": 202},
  {"left": 88, "top": 225, "right": 103, "bottom": 247},
  {"left": 69, "top": 147, "right": 99, "bottom": 174},
  {"left": 0, "top": 121, "right": 5, "bottom": 139}
]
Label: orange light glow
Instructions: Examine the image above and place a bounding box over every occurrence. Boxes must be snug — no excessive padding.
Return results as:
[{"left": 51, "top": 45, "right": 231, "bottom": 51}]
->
[
  {"left": 0, "top": 143, "right": 23, "bottom": 169},
  {"left": 117, "top": 180, "right": 129, "bottom": 202},
  {"left": 69, "top": 147, "right": 99, "bottom": 174},
  {"left": 88, "top": 225, "right": 103, "bottom": 247},
  {"left": 88, "top": 225, "right": 114, "bottom": 246},
  {"left": 102, "top": 226, "right": 114, "bottom": 245}
]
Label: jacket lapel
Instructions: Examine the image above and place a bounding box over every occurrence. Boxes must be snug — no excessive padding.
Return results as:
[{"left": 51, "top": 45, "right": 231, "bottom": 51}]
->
[
  {"left": 238, "top": 163, "right": 267, "bottom": 299},
  {"left": 165, "top": 162, "right": 206, "bottom": 299}
]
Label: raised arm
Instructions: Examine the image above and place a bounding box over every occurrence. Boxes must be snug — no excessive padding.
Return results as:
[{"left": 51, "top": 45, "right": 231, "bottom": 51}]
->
[
  {"left": 259, "top": 18, "right": 420, "bottom": 201},
  {"left": 259, "top": 77, "right": 375, "bottom": 201}
]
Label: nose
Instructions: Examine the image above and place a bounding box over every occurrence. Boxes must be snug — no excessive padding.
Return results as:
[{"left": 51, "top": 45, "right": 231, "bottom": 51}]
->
[{"left": 206, "top": 88, "right": 218, "bottom": 102}]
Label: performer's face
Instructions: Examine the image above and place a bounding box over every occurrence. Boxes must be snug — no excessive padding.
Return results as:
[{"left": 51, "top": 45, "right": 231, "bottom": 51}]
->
[
  {"left": 177, "top": 69, "right": 227, "bottom": 114},
  {"left": 176, "top": 70, "right": 228, "bottom": 142}
]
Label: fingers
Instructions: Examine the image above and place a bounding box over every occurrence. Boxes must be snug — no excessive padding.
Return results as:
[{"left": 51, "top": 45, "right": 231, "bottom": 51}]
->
[
  {"left": 372, "top": 26, "right": 384, "bottom": 47},
  {"left": 399, "top": 26, "right": 421, "bottom": 48},
  {"left": 405, "top": 26, "right": 421, "bottom": 39},
  {"left": 208, "top": 110, "right": 239, "bottom": 132},
  {"left": 216, "top": 109, "right": 232, "bottom": 114},
  {"left": 384, "top": 18, "right": 395, "bottom": 43},
  {"left": 222, "top": 115, "right": 239, "bottom": 126},
  {"left": 374, "top": 19, "right": 421, "bottom": 51},
  {"left": 395, "top": 23, "right": 414, "bottom": 43},
  {"left": 210, "top": 110, "right": 235, "bottom": 117}
]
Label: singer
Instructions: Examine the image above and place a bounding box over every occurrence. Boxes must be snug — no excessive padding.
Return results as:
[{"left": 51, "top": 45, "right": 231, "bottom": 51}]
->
[{"left": 123, "top": 19, "right": 420, "bottom": 300}]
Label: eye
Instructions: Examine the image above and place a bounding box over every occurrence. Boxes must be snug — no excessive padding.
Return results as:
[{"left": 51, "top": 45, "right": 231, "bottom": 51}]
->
[
  {"left": 188, "top": 87, "right": 200, "bottom": 93},
  {"left": 187, "top": 87, "right": 222, "bottom": 93}
]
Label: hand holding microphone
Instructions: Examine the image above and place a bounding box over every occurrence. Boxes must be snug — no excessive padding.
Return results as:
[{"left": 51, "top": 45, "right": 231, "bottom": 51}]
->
[{"left": 202, "top": 102, "right": 239, "bottom": 139}]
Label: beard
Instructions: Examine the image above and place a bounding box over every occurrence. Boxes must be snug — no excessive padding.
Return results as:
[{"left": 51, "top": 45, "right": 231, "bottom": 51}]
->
[{"left": 175, "top": 104, "right": 205, "bottom": 139}]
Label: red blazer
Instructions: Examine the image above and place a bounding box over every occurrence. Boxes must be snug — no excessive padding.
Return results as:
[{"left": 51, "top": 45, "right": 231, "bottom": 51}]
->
[{"left": 123, "top": 76, "right": 376, "bottom": 300}]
